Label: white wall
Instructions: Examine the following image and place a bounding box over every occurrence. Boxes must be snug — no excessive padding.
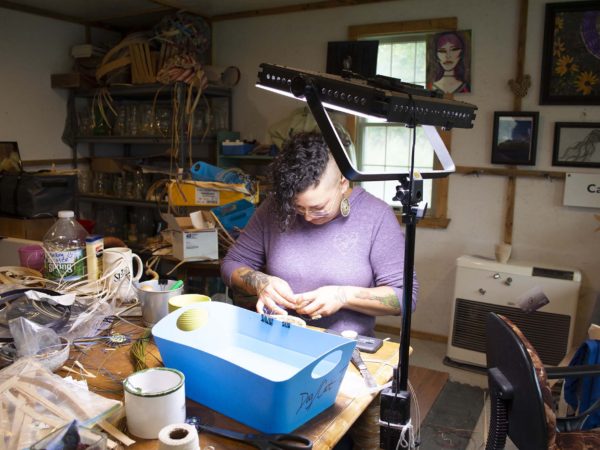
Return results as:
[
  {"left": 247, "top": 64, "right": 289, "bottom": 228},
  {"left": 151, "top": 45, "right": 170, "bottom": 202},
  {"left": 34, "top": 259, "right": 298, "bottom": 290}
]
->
[
  {"left": 0, "top": 9, "right": 115, "bottom": 163},
  {"left": 213, "top": 0, "right": 600, "bottom": 340}
]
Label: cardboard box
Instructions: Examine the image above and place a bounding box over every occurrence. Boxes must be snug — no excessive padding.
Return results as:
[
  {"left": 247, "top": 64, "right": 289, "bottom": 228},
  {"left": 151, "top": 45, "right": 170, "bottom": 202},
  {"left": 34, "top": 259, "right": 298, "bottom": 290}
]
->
[
  {"left": 0, "top": 217, "right": 55, "bottom": 241},
  {"left": 168, "top": 180, "right": 258, "bottom": 207},
  {"left": 162, "top": 212, "right": 218, "bottom": 261}
]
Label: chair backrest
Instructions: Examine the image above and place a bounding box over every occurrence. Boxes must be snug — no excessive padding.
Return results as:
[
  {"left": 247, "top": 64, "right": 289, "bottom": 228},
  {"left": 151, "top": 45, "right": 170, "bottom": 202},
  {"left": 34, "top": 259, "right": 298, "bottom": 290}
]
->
[{"left": 486, "top": 313, "right": 556, "bottom": 449}]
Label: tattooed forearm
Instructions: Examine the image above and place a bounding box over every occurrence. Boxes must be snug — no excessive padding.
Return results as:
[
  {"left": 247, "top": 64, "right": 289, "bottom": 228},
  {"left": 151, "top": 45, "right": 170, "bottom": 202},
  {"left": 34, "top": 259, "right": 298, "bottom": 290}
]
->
[
  {"left": 238, "top": 268, "right": 270, "bottom": 295},
  {"left": 356, "top": 290, "right": 401, "bottom": 309},
  {"left": 335, "top": 287, "right": 348, "bottom": 306}
]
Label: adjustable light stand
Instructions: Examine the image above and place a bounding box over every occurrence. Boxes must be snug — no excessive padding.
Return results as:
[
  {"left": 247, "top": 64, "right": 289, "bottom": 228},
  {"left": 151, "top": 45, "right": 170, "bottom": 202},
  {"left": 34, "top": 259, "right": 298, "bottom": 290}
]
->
[{"left": 256, "top": 63, "right": 476, "bottom": 450}]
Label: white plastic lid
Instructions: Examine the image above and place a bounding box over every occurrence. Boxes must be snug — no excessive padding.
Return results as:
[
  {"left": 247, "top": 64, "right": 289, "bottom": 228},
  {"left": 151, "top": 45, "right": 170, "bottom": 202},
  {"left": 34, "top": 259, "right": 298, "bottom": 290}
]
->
[{"left": 58, "top": 210, "right": 75, "bottom": 218}]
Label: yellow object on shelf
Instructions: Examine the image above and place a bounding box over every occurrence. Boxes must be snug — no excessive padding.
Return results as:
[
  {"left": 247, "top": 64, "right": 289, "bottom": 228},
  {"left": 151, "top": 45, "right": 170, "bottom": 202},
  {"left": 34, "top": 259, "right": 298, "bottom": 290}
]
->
[{"left": 167, "top": 180, "right": 258, "bottom": 207}]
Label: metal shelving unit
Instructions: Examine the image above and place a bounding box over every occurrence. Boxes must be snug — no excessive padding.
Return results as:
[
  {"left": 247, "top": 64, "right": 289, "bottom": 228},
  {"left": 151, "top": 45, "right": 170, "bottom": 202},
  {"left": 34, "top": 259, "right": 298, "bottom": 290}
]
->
[{"left": 69, "top": 83, "right": 233, "bottom": 241}]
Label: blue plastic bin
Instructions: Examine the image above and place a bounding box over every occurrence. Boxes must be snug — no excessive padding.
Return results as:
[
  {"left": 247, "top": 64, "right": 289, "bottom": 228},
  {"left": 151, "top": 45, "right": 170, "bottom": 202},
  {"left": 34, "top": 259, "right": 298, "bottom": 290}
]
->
[
  {"left": 152, "top": 302, "right": 356, "bottom": 433},
  {"left": 221, "top": 141, "right": 254, "bottom": 155},
  {"left": 211, "top": 199, "right": 255, "bottom": 234}
]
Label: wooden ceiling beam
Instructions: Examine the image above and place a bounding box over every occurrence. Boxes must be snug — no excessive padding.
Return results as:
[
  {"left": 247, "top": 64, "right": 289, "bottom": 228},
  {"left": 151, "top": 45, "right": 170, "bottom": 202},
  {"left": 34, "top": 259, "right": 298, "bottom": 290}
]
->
[
  {"left": 148, "top": 0, "right": 209, "bottom": 18},
  {"left": 211, "top": 0, "right": 398, "bottom": 22},
  {"left": 93, "top": 6, "right": 173, "bottom": 23},
  {"left": 0, "top": 0, "right": 119, "bottom": 31}
]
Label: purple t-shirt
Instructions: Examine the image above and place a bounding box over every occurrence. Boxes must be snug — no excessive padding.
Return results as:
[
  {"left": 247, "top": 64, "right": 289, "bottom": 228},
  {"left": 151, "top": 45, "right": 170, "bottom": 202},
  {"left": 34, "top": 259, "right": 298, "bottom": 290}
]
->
[{"left": 221, "top": 186, "right": 418, "bottom": 336}]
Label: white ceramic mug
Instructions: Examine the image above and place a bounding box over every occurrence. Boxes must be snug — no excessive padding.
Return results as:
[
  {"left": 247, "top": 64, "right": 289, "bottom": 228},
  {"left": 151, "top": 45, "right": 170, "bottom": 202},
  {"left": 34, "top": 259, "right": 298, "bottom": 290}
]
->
[{"left": 103, "top": 247, "right": 143, "bottom": 301}]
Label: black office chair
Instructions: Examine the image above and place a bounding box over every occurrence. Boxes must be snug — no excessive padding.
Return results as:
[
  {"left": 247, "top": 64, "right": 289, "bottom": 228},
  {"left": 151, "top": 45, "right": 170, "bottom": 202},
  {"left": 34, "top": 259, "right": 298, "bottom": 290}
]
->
[{"left": 485, "top": 313, "right": 600, "bottom": 449}]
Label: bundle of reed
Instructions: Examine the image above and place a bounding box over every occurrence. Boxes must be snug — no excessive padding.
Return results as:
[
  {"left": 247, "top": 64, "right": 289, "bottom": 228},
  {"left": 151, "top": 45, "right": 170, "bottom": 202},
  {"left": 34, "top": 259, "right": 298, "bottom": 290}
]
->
[
  {"left": 129, "top": 40, "right": 156, "bottom": 84},
  {"left": 209, "top": 211, "right": 236, "bottom": 253}
]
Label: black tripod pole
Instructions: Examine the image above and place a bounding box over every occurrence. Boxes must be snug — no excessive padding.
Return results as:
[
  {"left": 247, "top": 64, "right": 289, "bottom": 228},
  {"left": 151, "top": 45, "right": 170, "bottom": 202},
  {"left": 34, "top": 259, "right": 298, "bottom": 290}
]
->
[{"left": 379, "top": 178, "right": 420, "bottom": 450}]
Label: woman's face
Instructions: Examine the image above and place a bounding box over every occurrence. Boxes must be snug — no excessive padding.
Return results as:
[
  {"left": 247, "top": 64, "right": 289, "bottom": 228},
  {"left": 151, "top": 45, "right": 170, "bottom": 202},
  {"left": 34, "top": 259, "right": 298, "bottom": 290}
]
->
[
  {"left": 437, "top": 40, "right": 462, "bottom": 72},
  {"left": 294, "top": 159, "right": 345, "bottom": 225}
]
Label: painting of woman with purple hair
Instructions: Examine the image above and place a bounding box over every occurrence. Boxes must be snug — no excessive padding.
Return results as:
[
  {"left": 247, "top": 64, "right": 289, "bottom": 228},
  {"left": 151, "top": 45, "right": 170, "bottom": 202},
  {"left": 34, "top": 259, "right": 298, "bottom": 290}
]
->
[{"left": 427, "top": 30, "right": 472, "bottom": 95}]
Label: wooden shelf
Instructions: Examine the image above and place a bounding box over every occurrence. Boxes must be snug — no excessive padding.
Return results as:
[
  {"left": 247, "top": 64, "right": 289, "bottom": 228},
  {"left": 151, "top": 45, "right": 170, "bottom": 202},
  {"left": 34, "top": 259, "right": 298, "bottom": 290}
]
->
[
  {"left": 454, "top": 165, "right": 566, "bottom": 180},
  {"left": 218, "top": 154, "right": 273, "bottom": 161},
  {"left": 73, "top": 83, "right": 231, "bottom": 99},
  {"left": 74, "top": 136, "right": 216, "bottom": 145},
  {"left": 79, "top": 194, "right": 164, "bottom": 208}
]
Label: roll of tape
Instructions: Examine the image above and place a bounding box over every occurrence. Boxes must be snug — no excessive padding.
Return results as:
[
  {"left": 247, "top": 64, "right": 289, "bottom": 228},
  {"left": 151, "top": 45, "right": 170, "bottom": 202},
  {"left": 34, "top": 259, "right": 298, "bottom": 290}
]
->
[
  {"left": 341, "top": 329, "right": 358, "bottom": 340},
  {"left": 158, "top": 423, "right": 199, "bottom": 450}
]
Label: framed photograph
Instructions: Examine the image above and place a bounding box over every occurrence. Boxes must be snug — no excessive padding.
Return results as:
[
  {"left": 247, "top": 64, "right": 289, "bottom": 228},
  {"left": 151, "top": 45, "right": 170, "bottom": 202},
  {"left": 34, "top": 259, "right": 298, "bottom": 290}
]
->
[
  {"left": 540, "top": 1, "right": 600, "bottom": 105},
  {"left": 552, "top": 122, "right": 600, "bottom": 168},
  {"left": 491, "top": 112, "right": 539, "bottom": 166}
]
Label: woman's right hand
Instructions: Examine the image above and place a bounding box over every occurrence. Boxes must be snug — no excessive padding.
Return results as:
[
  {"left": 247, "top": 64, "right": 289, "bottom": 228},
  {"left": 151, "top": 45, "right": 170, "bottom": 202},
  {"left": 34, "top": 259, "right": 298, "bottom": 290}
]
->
[{"left": 255, "top": 275, "right": 297, "bottom": 315}]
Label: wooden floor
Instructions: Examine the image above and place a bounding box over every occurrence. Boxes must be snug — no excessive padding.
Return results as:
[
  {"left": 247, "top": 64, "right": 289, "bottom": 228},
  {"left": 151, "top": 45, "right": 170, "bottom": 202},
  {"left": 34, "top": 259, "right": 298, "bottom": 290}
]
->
[{"left": 409, "top": 365, "right": 449, "bottom": 426}]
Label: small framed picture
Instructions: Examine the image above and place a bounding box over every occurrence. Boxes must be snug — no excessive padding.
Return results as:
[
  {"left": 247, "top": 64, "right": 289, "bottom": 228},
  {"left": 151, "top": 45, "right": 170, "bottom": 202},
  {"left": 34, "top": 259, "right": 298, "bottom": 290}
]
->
[
  {"left": 552, "top": 122, "right": 600, "bottom": 168},
  {"left": 491, "top": 112, "right": 539, "bottom": 166}
]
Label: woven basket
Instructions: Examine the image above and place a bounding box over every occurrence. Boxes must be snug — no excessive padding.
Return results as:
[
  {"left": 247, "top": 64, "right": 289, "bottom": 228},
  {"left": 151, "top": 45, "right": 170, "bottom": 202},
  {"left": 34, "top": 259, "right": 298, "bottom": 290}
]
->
[{"left": 96, "top": 33, "right": 157, "bottom": 85}]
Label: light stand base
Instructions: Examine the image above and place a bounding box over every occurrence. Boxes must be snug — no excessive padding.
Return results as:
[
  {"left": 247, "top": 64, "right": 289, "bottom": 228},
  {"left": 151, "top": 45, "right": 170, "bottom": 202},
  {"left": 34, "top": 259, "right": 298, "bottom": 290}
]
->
[{"left": 380, "top": 387, "right": 412, "bottom": 449}]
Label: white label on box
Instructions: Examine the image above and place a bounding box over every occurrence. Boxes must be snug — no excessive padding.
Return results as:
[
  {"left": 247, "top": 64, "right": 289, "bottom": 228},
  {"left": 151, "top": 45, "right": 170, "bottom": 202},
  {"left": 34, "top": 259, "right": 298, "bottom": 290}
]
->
[
  {"left": 185, "top": 232, "right": 202, "bottom": 249},
  {"left": 564, "top": 173, "right": 600, "bottom": 208},
  {"left": 195, "top": 188, "right": 220, "bottom": 205}
]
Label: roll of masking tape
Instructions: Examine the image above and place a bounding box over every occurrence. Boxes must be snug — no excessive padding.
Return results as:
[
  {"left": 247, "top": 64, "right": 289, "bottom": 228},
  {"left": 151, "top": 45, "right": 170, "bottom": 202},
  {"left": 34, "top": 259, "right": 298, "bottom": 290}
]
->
[
  {"left": 158, "top": 423, "right": 199, "bottom": 450},
  {"left": 341, "top": 329, "right": 358, "bottom": 340},
  {"left": 123, "top": 367, "right": 186, "bottom": 439}
]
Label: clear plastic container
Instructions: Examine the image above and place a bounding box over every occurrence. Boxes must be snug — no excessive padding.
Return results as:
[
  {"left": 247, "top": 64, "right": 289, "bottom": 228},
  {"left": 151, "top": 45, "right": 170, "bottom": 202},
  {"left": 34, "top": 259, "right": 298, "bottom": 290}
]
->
[{"left": 43, "top": 210, "right": 88, "bottom": 282}]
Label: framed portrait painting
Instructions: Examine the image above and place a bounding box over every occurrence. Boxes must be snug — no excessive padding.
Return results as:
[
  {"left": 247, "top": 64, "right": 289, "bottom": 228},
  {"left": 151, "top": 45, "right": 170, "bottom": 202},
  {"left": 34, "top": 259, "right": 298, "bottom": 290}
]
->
[
  {"left": 552, "top": 122, "right": 600, "bottom": 168},
  {"left": 491, "top": 112, "right": 539, "bottom": 166},
  {"left": 426, "top": 30, "right": 472, "bottom": 95},
  {"left": 540, "top": 1, "right": 600, "bottom": 105}
]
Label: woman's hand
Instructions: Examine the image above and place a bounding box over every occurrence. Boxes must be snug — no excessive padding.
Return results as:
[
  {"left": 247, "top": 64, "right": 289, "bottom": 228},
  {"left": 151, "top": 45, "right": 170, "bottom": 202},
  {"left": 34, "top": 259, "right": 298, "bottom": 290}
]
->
[
  {"left": 294, "top": 286, "right": 349, "bottom": 320},
  {"left": 255, "top": 275, "right": 297, "bottom": 315}
]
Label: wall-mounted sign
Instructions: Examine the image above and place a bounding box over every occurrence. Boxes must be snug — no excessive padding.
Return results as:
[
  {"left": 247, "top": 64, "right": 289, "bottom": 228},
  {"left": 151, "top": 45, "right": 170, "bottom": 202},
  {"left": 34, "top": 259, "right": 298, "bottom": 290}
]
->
[{"left": 564, "top": 173, "right": 600, "bottom": 208}]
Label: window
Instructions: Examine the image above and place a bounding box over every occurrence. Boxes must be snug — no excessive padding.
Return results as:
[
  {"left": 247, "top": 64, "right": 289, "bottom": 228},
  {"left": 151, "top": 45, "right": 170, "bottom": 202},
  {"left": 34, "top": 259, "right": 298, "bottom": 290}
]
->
[
  {"left": 358, "top": 35, "right": 434, "bottom": 208},
  {"left": 348, "top": 18, "right": 457, "bottom": 228}
]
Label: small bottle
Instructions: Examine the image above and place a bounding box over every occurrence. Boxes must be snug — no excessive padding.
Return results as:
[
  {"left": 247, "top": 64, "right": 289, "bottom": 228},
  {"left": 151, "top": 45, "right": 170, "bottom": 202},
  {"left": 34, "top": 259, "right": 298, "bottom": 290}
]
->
[
  {"left": 85, "top": 235, "right": 104, "bottom": 281},
  {"left": 43, "top": 211, "right": 88, "bottom": 282}
]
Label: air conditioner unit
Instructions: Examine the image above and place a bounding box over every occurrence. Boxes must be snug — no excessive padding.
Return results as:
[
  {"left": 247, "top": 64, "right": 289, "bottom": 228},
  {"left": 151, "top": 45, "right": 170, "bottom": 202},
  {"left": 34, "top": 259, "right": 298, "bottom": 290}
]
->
[{"left": 445, "top": 255, "right": 581, "bottom": 369}]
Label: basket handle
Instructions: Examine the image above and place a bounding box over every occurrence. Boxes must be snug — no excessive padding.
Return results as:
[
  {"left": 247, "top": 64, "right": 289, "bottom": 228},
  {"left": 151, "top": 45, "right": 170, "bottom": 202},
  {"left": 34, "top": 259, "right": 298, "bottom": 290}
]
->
[{"left": 304, "top": 341, "right": 355, "bottom": 381}]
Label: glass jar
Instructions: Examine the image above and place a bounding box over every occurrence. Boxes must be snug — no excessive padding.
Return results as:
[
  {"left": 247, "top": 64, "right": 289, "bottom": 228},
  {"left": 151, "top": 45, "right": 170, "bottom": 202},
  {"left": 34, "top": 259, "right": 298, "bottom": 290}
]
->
[
  {"left": 112, "top": 104, "right": 127, "bottom": 136},
  {"left": 78, "top": 170, "right": 92, "bottom": 194},
  {"left": 156, "top": 107, "right": 172, "bottom": 137},
  {"left": 139, "top": 104, "right": 156, "bottom": 136}
]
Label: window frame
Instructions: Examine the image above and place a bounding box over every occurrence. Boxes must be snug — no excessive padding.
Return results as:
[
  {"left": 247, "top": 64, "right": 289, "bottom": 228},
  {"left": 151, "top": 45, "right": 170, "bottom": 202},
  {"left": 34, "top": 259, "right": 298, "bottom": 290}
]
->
[{"left": 347, "top": 17, "right": 458, "bottom": 228}]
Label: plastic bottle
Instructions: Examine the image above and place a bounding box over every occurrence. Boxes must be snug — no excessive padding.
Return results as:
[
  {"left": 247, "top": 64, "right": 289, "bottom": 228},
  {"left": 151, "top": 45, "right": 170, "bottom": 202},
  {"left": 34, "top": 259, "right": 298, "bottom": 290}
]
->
[{"left": 43, "top": 210, "right": 88, "bottom": 282}]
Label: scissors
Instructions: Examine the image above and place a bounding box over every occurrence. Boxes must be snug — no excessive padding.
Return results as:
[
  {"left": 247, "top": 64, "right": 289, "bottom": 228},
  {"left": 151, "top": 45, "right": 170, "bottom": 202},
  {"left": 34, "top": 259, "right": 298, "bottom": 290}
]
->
[{"left": 196, "top": 422, "right": 313, "bottom": 449}]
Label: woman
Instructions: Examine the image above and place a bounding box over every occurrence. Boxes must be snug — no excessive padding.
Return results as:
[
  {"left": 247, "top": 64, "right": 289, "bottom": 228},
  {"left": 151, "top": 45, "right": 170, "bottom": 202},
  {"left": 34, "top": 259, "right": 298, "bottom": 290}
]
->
[
  {"left": 220, "top": 132, "right": 418, "bottom": 337},
  {"left": 429, "top": 31, "right": 470, "bottom": 94}
]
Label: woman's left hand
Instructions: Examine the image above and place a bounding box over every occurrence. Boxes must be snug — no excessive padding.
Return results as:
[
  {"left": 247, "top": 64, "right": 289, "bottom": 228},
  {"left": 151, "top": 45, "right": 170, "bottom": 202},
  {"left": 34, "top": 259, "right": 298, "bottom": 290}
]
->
[{"left": 294, "top": 286, "right": 348, "bottom": 320}]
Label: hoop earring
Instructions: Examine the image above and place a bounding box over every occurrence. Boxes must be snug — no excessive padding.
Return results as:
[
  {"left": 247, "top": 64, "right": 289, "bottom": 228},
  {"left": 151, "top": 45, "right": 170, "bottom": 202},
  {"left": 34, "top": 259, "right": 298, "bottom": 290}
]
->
[{"left": 340, "top": 197, "right": 351, "bottom": 217}]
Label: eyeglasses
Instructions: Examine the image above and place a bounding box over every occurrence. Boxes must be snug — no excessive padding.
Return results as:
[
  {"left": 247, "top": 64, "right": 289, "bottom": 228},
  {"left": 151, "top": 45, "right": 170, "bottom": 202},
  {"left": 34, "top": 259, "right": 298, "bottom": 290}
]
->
[{"left": 294, "top": 186, "right": 342, "bottom": 218}]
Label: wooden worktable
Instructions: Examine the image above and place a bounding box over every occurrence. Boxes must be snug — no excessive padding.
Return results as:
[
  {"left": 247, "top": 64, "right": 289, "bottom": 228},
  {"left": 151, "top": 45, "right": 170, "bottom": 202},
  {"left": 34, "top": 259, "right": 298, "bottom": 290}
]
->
[
  {"left": 65, "top": 317, "right": 447, "bottom": 449},
  {"left": 64, "top": 318, "right": 400, "bottom": 449}
]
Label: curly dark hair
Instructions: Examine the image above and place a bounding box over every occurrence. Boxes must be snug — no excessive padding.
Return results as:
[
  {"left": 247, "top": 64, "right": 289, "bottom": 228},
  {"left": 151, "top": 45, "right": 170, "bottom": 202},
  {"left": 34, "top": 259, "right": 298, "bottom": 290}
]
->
[{"left": 269, "top": 132, "right": 331, "bottom": 231}]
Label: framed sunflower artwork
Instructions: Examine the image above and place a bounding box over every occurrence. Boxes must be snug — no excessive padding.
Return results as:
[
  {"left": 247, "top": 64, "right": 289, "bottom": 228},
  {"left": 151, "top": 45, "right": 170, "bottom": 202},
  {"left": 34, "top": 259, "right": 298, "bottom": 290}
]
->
[{"left": 540, "top": 1, "right": 600, "bottom": 105}]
